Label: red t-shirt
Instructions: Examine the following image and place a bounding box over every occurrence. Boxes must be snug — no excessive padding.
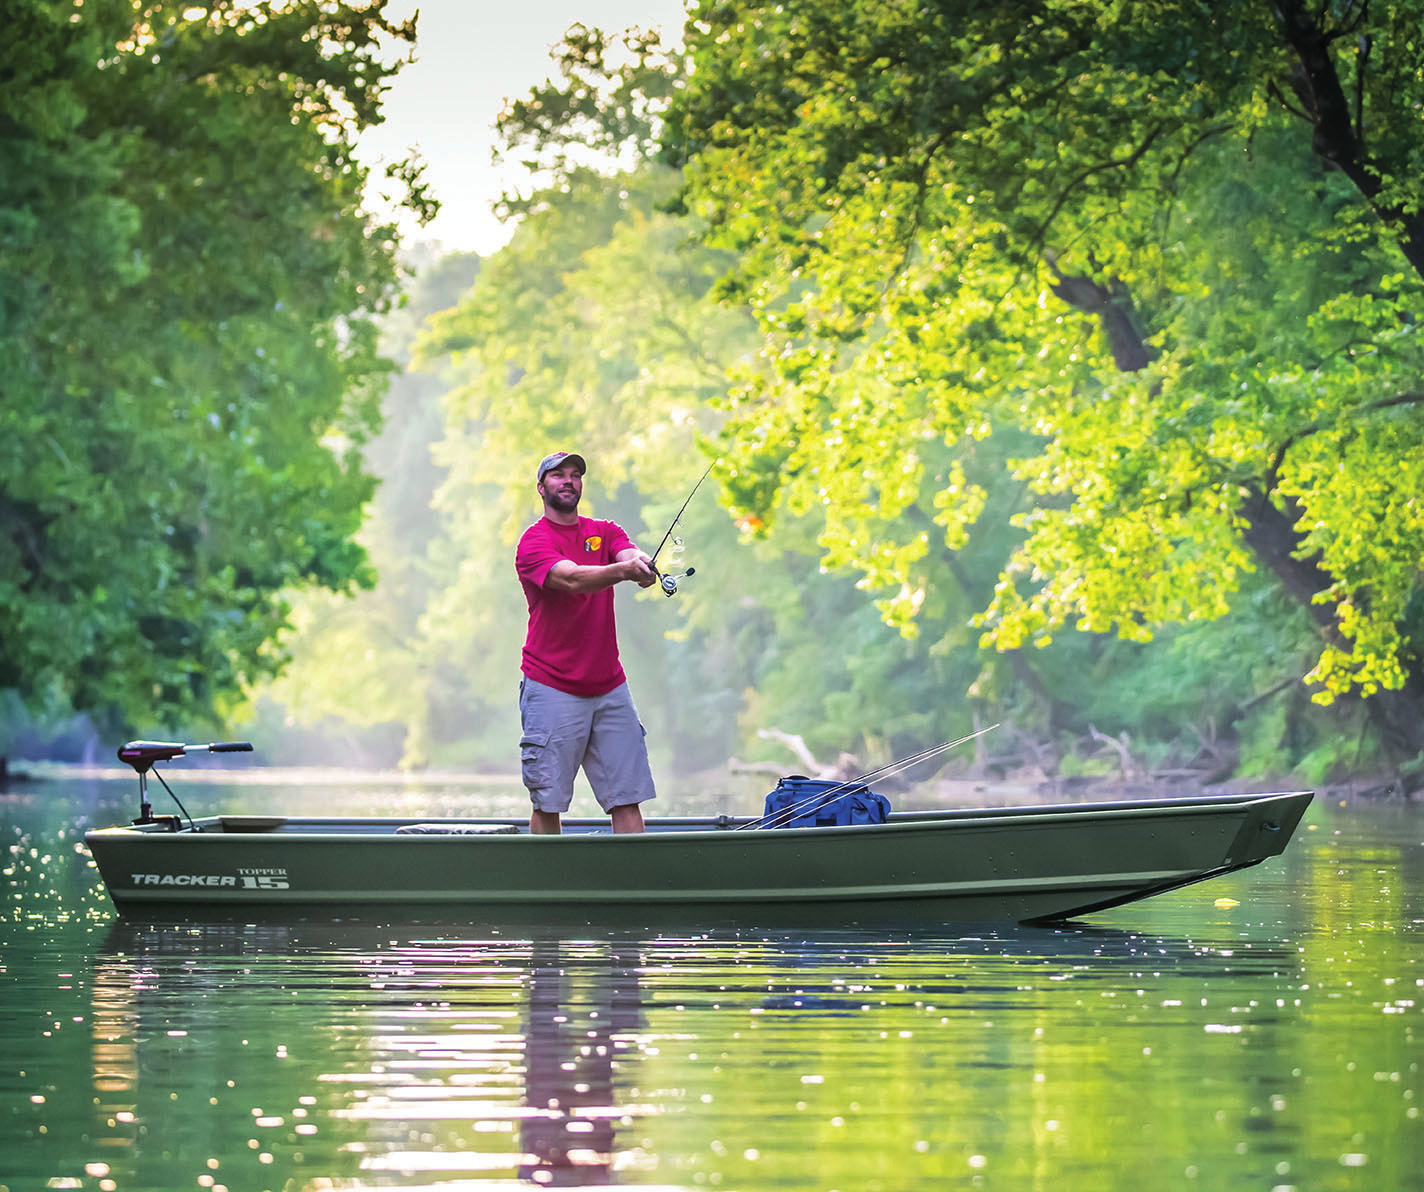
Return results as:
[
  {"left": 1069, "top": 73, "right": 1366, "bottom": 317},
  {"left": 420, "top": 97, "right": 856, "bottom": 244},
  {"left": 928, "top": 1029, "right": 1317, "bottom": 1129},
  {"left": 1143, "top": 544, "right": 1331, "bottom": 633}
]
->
[{"left": 515, "top": 515, "right": 636, "bottom": 697}]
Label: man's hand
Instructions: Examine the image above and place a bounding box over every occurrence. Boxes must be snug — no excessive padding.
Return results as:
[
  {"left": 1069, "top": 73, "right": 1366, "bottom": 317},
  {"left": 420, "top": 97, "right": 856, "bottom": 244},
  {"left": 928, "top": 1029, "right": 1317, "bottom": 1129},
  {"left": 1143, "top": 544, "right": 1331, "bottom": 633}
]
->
[{"left": 620, "top": 551, "right": 657, "bottom": 588}]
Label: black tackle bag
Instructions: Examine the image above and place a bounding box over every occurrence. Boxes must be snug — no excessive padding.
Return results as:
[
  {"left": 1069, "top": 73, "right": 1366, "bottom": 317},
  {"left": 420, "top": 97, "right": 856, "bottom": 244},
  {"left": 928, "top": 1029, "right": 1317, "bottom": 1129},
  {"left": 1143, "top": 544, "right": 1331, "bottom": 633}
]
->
[{"left": 761, "top": 775, "right": 891, "bottom": 829}]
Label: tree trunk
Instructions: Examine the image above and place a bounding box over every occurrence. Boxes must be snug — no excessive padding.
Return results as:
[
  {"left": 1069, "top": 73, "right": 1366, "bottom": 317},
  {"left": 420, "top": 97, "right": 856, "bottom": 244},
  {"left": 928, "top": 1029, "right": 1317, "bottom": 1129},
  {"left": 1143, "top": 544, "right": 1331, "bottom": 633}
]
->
[
  {"left": 1051, "top": 265, "right": 1424, "bottom": 758},
  {"left": 1046, "top": 263, "right": 1155, "bottom": 372},
  {"left": 1238, "top": 486, "right": 1424, "bottom": 758},
  {"left": 1236, "top": 487, "right": 1339, "bottom": 637},
  {"left": 1272, "top": 0, "right": 1424, "bottom": 282}
]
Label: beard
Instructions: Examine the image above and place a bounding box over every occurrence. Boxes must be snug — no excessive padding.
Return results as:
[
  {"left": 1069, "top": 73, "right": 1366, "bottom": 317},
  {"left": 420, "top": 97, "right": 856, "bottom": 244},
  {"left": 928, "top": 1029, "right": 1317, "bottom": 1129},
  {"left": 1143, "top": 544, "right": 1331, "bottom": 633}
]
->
[{"left": 545, "top": 486, "right": 580, "bottom": 514}]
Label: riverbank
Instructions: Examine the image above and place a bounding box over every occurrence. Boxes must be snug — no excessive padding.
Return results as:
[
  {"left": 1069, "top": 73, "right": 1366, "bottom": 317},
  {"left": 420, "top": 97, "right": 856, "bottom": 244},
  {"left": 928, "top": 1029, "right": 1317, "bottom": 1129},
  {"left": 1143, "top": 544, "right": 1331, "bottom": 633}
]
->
[
  {"left": 6, "top": 756, "right": 1417, "bottom": 810},
  {"left": 918, "top": 770, "right": 1419, "bottom": 807}
]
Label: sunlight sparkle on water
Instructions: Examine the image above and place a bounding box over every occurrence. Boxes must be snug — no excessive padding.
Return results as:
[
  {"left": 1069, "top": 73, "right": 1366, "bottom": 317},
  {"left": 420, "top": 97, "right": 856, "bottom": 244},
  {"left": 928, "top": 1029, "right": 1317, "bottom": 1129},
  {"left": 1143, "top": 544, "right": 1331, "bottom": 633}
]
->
[{"left": 1, "top": 778, "right": 1421, "bottom": 1190}]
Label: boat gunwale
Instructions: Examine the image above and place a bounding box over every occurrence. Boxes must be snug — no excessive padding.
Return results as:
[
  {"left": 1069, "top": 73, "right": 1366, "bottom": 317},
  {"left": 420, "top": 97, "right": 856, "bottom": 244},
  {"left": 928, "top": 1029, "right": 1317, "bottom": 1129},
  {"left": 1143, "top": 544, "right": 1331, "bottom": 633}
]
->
[{"left": 84, "top": 790, "right": 1313, "bottom": 843}]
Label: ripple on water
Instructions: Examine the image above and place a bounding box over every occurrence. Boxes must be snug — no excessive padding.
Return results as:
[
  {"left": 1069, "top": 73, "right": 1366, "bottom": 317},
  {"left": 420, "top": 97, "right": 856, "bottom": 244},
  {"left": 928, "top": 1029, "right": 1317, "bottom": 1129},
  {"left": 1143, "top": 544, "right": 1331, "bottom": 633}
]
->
[{"left": 1, "top": 783, "right": 1420, "bottom": 1190}]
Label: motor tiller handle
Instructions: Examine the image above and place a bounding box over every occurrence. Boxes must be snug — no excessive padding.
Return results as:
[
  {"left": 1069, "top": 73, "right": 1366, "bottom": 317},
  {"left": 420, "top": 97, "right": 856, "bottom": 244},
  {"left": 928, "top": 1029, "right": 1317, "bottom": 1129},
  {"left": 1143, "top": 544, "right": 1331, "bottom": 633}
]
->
[{"left": 117, "top": 740, "right": 253, "bottom": 773}]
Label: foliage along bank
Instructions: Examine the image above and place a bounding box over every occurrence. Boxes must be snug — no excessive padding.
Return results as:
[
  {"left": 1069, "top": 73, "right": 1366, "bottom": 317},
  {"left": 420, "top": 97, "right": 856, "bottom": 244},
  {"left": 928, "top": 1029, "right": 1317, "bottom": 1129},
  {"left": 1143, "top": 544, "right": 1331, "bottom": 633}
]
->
[
  {"left": 0, "top": 0, "right": 429, "bottom": 750},
  {"left": 259, "top": 12, "right": 1420, "bottom": 795},
  {"left": 37, "top": 4, "right": 1413, "bottom": 793},
  {"left": 662, "top": 0, "right": 1424, "bottom": 775}
]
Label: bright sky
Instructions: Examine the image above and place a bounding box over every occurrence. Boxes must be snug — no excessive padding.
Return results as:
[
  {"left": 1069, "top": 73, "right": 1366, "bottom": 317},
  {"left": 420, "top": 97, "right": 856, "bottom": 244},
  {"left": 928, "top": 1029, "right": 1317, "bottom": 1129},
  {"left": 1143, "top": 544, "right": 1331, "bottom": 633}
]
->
[{"left": 358, "top": 0, "right": 687, "bottom": 255}]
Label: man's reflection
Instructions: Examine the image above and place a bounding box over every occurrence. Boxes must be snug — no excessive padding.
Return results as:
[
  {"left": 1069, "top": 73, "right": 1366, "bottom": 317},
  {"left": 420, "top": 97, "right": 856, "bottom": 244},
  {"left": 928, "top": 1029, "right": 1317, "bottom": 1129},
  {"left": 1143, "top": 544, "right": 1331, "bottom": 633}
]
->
[{"left": 519, "top": 938, "right": 643, "bottom": 1185}]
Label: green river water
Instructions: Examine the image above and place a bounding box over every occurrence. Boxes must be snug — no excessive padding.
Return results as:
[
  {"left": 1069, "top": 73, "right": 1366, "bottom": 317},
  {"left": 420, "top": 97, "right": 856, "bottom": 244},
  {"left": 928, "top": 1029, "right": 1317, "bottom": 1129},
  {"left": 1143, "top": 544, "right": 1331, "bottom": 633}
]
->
[{"left": 1, "top": 772, "right": 1420, "bottom": 1191}]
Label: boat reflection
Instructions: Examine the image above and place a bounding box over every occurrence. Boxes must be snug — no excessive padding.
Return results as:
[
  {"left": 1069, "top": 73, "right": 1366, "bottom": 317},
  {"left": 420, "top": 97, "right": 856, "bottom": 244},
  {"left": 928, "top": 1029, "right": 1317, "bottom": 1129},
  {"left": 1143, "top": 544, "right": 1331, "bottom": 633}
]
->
[
  {"left": 86, "top": 918, "right": 1303, "bottom": 1187},
  {"left": 91, "top": 921, "right": 656, "bottom": 1185}
]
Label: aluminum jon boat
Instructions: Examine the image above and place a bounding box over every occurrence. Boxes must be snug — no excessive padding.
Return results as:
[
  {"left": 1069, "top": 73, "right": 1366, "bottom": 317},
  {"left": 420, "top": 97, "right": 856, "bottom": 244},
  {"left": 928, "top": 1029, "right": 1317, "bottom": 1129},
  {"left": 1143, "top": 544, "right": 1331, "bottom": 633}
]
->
[{"left": 84, "top": 741, "right": 1314, "bottom": 925}]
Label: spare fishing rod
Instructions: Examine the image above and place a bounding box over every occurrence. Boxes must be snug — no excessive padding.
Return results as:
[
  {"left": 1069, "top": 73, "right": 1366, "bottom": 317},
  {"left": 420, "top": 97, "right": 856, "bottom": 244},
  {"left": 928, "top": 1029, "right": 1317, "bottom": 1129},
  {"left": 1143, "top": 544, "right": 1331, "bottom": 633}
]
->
[
  {"left": 646, "top": 460, "right": 716, "bottom": 597},
  {"left": 744, "top": 724, "right": 1001, "bottom": 830}
]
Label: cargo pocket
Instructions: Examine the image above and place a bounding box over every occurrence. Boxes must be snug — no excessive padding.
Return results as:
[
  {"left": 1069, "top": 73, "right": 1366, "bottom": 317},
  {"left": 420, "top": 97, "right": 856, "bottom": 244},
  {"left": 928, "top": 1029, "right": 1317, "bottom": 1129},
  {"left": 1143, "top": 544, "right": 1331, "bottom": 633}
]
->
[{"left": 519, "top": 731, "right": 552, "bottom": 791}]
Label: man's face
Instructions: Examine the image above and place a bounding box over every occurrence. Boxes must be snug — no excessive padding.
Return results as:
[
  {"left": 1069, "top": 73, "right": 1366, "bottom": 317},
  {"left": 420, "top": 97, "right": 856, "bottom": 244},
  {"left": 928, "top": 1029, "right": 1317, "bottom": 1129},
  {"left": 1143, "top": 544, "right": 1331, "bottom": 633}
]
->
[{"left": 539, "top": 463, "right": 583, "bottom": 513}]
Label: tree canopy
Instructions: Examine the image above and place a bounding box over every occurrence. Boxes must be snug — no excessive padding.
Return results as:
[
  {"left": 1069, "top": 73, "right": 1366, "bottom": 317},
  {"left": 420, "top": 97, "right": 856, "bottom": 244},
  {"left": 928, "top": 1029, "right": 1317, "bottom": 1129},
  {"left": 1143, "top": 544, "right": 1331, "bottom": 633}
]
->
[
  {"left": 264, "top": 10, "right": 1423, "bottom": 787},
  {"left": 664, "top": 0, "right": 1424, "bottom": 760},
  {"left": 1, "top": 0, "right": 427, "bottom": 737},
  {"left": 221, "top": 7, "right": 1424, "bottom": 791}
]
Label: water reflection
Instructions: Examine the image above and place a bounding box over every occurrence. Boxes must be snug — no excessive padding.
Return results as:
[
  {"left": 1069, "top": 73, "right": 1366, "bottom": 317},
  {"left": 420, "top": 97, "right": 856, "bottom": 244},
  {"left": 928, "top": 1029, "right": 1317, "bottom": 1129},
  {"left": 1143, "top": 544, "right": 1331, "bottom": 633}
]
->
[
  {"left": 5, "top": 776, "right": 1420, "bottom": 1190},
  {"left": 90, "top": 922, "right": 659, "bottom": 1186},
  {"left": 82, "top": 917, "right": 1321, "bottom": 1190},
  {"left": 519, "top": 939, "right": 644, "bottom": 1184},
  {"left": 90, "top": 960, "right": 140, "bottom": 1162}
]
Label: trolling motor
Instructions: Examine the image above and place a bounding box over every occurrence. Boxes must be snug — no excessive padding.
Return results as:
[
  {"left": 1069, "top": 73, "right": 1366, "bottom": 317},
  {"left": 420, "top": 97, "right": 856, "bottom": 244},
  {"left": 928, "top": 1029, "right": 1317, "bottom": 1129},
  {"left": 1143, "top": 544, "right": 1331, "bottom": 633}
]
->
[{"left": 117, "top": 739, "right": 253, "bottom": 830}]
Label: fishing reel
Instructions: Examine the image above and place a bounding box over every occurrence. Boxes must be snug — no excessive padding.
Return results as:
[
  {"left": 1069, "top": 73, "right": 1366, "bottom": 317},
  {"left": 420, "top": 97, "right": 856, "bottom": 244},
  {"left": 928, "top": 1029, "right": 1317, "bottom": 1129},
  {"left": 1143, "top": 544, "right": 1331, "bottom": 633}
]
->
[
  {"left": 650, "top": 528, "right": 696, "bottom": 596},
  {"left": 658, "top": 567, "right": 696, "bottom": 597},
  {"left": 646, "top": 466, "right": 714, "bottom": 600}
]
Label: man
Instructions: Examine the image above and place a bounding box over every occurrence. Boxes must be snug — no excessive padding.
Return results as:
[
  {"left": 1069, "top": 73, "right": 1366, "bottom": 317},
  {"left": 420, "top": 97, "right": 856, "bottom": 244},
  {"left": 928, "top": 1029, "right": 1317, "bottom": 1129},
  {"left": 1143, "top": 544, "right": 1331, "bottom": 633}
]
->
[{"left": 514, "top": 451, "right": 659, "bottom": 834}]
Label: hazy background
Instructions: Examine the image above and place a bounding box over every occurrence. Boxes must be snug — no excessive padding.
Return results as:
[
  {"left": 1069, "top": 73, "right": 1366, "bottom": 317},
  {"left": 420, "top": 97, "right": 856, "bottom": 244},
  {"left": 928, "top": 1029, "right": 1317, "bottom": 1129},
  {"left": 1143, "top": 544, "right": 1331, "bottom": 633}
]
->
[
  {"left": 355, "top": 0, "right": 685, "bottom": 256},
  {"left": 8, "top": 0, "right": 1424, "bottom": 806}
]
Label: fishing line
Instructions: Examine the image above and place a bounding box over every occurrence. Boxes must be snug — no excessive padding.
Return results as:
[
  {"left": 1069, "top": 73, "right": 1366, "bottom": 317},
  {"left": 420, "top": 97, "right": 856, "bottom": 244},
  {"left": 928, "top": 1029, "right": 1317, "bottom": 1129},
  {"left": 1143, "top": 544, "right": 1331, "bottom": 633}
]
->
[
  {"left": 647, "top": 460, "right": 716, "bottom": 597},
  {"left": 743, "top": 723, "right": 1001, "bottom": 829}
]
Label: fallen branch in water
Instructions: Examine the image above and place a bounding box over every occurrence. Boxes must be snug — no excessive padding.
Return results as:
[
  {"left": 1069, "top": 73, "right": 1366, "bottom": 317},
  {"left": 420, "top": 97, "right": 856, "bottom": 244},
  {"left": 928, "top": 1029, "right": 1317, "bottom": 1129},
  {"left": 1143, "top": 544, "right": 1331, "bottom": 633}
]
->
[
  {"left": 757, "top": 728, "right": 819, "bottom": 772},
  {"left": 738, "top": 729, "right": 862, "bottom": 780}
]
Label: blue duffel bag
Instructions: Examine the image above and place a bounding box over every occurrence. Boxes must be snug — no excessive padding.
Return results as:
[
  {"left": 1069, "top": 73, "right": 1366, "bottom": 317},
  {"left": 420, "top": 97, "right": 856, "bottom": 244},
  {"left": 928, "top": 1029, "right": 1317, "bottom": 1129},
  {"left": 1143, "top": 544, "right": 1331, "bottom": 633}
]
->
[{"left": 761, "top": 775, "right": 891, "bottom": 829}]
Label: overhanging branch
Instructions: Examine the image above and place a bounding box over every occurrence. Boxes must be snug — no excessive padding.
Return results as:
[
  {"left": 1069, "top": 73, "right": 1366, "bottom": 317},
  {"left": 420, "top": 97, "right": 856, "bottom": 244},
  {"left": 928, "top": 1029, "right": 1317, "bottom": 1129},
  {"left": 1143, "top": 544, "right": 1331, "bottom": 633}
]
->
[
  {"left": 1266, "top": 390, "right": 1424, "bottom": 487},
  {"left": 1028, "top": 123, "right": 1165, "bottom": 255}
]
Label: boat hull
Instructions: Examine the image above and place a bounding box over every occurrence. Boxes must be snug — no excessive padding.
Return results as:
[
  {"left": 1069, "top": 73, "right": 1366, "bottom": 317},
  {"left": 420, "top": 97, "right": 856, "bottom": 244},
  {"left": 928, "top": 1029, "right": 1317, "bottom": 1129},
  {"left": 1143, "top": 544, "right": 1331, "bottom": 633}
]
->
[{"left": 84, "top": 791, "right": 1312, "bottom": 924}]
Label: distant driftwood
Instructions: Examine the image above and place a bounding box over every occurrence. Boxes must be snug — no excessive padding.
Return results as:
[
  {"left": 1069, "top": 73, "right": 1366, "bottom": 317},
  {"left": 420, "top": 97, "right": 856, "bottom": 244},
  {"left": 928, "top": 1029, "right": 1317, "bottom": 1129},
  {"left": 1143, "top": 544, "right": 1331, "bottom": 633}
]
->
[
  {"left": 729, "top": 729, "right": 861, "bottom": 781},
  {"left": 728, "top": 721, "right": 1417, "bottom": 803}
]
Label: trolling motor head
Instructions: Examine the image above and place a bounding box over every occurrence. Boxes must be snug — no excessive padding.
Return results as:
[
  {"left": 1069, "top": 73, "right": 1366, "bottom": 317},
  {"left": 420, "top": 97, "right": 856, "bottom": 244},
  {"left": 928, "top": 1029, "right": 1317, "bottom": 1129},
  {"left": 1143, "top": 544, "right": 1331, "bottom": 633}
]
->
[{"left": 117, "top": 739, "right": 253, "bottom": 827}]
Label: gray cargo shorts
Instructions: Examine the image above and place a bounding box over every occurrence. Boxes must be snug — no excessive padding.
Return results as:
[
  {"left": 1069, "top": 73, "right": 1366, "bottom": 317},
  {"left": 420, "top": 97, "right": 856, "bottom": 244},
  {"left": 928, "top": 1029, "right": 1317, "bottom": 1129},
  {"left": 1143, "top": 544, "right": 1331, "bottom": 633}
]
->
[{"left": 518, "top": 677, "right": 657, "bottom": 814}]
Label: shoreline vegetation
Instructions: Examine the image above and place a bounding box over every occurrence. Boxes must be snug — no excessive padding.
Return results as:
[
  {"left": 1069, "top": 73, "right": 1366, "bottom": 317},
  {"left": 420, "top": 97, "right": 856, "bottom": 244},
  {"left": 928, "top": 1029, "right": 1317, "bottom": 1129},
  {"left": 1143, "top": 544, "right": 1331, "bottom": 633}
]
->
[
  {"left": 727, "top": 727, "right": 1418, "bottom": 805},
  {"left": 5, "top": 751, "right": 1411, "bottom": 807},
  {"left": 8, "top": 5, "right": 1424, "bottom": 811}
]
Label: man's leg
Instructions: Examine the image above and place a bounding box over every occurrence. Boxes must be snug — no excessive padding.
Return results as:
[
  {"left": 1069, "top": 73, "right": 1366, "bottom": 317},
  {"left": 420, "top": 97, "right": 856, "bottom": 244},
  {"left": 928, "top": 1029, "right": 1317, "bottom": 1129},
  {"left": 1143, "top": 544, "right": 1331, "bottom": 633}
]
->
[
  {"left": 583, "top": 683, "right": 656, "bottom": 832},
  {"left": 519, "top": 678, "right": 591, "bottom": 833},
  {"left": 609, "top": 803, "right": 645, "bottom": 834},
  {"left": 529, "top": 809, "right": 562, "bottom": 835}
]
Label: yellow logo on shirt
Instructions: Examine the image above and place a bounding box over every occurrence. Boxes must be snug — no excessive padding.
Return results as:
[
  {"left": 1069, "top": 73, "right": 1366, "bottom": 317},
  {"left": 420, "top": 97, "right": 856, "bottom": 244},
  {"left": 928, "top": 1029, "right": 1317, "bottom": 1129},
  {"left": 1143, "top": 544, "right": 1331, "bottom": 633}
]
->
[{"left": 584, "top": 535, "right": 602, "bottom": 552}]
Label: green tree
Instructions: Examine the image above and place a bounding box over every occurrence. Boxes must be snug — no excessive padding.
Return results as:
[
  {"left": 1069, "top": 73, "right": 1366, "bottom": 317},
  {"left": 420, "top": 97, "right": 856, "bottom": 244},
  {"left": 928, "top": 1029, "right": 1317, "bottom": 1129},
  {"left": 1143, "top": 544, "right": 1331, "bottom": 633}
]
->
[
  {"left": 664, "top": 0, "right": 1424, "bottom": 769},
  {"left": 257, "top": 16, "right": 1400, "bottom": 787},
  {"left": 385, "top": 23, "right": 1307, "bottom": 782},
  {"left": 0, "top": 0, "right": 428, "bottom": 743},
  {"left": 415, "top": 34, "right": 1069, "bottom": 776},
  {"left": 256, "top": 248, "right": 481, "bottom": 769}
]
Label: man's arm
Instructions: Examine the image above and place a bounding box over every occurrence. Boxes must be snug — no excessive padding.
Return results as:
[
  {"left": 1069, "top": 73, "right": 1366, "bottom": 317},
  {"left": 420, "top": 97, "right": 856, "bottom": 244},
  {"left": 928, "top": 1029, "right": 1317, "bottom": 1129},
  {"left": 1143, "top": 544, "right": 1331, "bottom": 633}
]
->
[
  {"left": 615, "top": 546, "right": 658, "bottom": 585},
  {"left": 546, "top": 552, "right": 656, "bottom": 593}
]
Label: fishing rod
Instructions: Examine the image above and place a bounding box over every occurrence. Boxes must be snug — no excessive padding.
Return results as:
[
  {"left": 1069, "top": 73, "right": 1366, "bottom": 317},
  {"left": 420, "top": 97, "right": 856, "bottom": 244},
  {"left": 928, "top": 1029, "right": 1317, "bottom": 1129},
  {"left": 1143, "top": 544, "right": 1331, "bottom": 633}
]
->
[
  {"left": 646, "top": 460, "right": 716, "bottom": 597},
  {"left": 744, "top": 723, "right": 1001, "bottom": 830}
]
